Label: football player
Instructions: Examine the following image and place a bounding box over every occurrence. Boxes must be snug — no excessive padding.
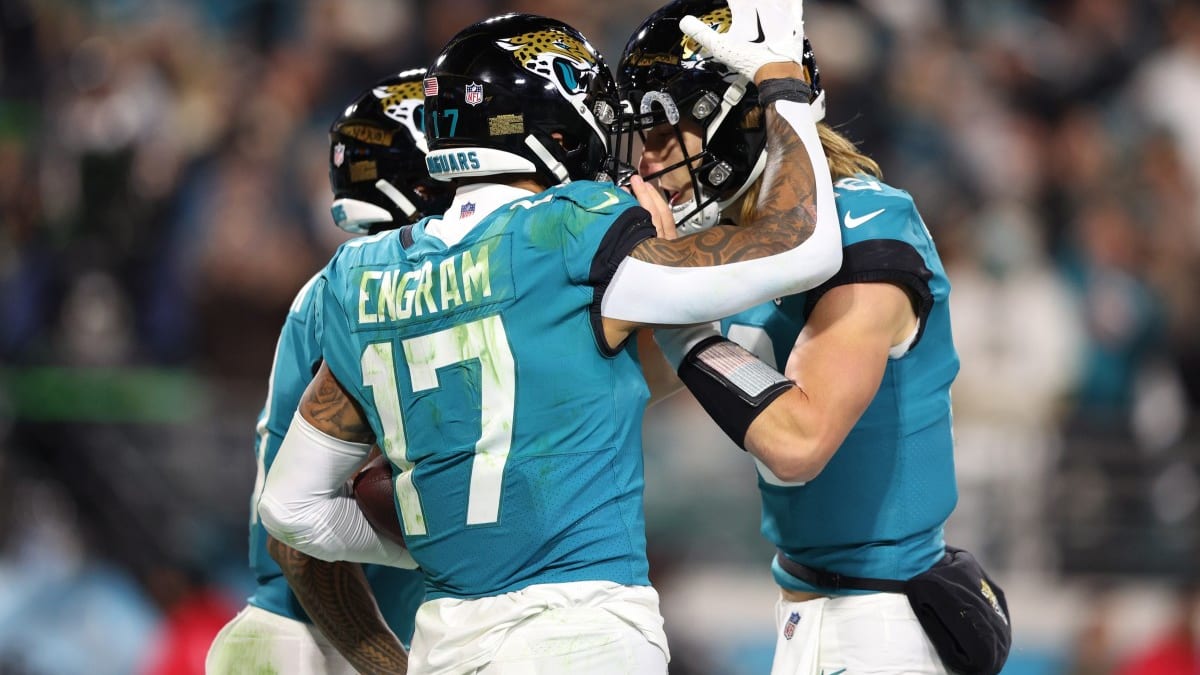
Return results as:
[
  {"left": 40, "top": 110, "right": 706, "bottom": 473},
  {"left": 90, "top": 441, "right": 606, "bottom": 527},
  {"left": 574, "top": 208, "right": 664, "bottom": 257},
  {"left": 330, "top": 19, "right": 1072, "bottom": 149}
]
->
[
  {"left": 259, "top": 9, "right": 839, "bottom": 674},
  {"left": 621, "top": 1, "right": 988, "bottom": 673},
  {"left": 206, "top": 69, "right": 451, "bottom": 675}
]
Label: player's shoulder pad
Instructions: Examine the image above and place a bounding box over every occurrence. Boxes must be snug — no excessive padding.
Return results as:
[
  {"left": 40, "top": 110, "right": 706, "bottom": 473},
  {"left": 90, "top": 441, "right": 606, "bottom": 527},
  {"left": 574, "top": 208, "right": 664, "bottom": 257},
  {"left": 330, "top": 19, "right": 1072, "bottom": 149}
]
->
[
  {"left": 834, "top": 175, "right": 915, "bottom": 213},
  {"left": 550, "top": 180, "right": 638, "bottom": 215},
  {"left": 323, "top": 229, "right": 402, "bottom": 287},
  {"left": 286, "top": 270, "right": 324, "bottom": 319},
  {"left": 834, "top": 175, "right": 924, "bottom": 244}
]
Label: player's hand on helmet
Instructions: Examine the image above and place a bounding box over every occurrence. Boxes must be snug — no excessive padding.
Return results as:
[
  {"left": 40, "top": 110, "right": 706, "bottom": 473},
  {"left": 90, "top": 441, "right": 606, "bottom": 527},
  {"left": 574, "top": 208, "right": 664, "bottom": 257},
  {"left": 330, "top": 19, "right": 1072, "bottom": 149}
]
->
[
  {"left": 680, "top": 0, "right": 805, "bottom": 83},
  {"left": 630, "top": 174, "right": 679, "bottom": 239}
]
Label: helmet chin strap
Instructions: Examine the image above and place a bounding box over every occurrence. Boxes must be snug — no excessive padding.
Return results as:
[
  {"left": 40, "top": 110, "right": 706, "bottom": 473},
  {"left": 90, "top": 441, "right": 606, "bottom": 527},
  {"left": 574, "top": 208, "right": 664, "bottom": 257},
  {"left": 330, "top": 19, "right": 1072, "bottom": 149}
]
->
[
  {"left": 375, "top": 179, "right": 418, "bottom": 219},
  {"left": 672, "top": 195, "right": 723, "bottom": 235},
  {"left": 525, "top": 136, "right": 571, "bottom": 185}
]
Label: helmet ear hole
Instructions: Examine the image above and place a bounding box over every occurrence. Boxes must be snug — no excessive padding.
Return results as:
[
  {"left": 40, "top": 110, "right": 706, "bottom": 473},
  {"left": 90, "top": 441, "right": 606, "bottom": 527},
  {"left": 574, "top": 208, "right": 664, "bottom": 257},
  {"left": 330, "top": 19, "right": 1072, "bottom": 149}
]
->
[{"left": 551, "top": 131, "right": 582, "bottom": 152}]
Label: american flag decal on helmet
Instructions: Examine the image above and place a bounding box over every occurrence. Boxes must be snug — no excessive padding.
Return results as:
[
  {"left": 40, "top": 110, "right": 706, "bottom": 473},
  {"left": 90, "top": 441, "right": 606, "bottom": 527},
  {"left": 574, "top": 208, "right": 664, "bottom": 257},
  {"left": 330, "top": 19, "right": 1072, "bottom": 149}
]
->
[{"left": 423, "top": 77, "right": 439, "bottom": 96}]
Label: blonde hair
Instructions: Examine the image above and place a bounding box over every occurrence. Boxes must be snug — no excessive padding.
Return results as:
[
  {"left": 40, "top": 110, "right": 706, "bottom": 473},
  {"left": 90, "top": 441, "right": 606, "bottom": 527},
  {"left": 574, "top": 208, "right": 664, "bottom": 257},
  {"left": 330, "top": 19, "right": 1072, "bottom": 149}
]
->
[{"left": 736, "top": 122, "right": 881, "bottom": 225}]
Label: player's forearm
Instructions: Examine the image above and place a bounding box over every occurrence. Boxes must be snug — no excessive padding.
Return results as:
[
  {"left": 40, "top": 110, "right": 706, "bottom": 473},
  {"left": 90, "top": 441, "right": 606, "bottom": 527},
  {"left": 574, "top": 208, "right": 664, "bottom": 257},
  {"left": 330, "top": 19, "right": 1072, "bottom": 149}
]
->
[
  {"left": 260, "top": 413, "right": 415, "bottom": 566},
  {"left": 602, "top": 98, "right": 840, "bottom": 326},
  {"left": 638, "top": 330, "right": 686, "bottom": 406},
  {"left": 268, "top": 535, "right": 409, "bottom": 675},
  {"left": 729, "top": 88, "right": 843, "bottom": 296}
]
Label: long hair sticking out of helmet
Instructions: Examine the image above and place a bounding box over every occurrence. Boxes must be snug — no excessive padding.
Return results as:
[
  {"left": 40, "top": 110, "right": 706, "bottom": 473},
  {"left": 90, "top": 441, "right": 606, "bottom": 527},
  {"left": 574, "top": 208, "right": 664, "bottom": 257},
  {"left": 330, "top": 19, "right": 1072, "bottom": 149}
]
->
[
  {"left": 329, "top": 68, "right": 453, "bottom": 234},
  {"left": 421, "top": 13, "right": 624, "bottom": 187},
  {"left": 732, "top": 36, "right": 881, "bottom": 224},
  {"left": 616, "top": 0, "right": 830, "bottom": 234}
]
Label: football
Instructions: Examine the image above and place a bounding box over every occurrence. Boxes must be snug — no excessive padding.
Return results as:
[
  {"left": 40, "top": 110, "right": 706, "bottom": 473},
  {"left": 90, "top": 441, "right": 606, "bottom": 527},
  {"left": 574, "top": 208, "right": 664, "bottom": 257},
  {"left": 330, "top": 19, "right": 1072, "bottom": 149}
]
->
[{"left": 352, "top": 453, "right": 407, "bottom": 547}]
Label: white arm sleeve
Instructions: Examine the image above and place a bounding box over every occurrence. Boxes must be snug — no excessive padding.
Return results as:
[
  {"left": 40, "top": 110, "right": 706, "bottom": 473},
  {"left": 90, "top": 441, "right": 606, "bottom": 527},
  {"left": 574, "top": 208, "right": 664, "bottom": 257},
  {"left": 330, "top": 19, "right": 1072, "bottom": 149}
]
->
[
  {"left": 601, "top": 99, "right": 841, "bottom": 324},
  {"left": 259, "top": 413, "right": 417, "bottom": 569}
]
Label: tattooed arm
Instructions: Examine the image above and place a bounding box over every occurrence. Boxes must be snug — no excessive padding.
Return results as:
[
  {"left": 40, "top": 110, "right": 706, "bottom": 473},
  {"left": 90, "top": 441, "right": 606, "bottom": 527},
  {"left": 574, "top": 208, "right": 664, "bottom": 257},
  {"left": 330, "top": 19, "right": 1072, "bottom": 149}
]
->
[
  {"left": 260, "top": 362, "right": 418, "bottom": 567},
  {"left": 268, "top": 534, "right": 409, "bottom": 675},
  {"left": 260, "top": 367, "right": 417, "bottom": 669},
  {"left": 299, "top": 358, "right": 374, "bottom": 443},
  {"left": 600, "top": 61, "right": 840, "bottom": 347}
]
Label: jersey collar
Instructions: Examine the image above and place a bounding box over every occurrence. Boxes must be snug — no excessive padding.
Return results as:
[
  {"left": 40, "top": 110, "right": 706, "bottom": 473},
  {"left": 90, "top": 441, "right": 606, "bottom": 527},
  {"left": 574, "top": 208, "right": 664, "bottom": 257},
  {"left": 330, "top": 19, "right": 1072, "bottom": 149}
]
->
[{"left": 426, "top": 183, "right": 537, "bottom": 248}]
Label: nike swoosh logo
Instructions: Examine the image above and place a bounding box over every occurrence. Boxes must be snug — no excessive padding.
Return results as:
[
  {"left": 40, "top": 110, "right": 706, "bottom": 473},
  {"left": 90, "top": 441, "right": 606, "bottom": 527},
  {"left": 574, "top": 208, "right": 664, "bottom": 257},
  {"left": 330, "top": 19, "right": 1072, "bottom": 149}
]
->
[
  {"left": 595, "top": 192, "right": 620, "bottom": 209},
  {"left": 750, "top": 12, "right": 766, "bottom": 43},
  {"left": 843, "top": 208, "right": 885, "bottom": 229},
  {"left": 822, "top": 669, "right": 847, "bottom": 675}
]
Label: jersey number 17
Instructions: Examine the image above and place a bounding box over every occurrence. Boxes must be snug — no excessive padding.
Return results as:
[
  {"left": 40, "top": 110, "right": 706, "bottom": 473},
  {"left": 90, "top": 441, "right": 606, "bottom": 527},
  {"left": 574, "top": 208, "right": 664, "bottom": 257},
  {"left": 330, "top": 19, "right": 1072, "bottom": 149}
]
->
[{"left": 360, "top": 314, "right": 515, "bottom": 537}]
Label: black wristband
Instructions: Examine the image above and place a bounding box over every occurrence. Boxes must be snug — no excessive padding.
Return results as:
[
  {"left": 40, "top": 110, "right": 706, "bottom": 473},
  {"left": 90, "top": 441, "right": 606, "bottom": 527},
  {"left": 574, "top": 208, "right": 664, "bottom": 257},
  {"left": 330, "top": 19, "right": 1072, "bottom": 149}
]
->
[
  {"left": 757, "top": 78, "right": 814, "bottom": 108},
  {"left": 677, "top": 336, "right": 795, "bottom": 449}
]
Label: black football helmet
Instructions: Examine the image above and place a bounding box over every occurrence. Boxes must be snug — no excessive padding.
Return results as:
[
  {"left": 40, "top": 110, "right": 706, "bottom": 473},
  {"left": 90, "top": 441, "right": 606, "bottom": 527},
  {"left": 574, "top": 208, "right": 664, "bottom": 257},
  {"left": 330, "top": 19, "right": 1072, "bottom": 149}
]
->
[
  {"left": 617, "top": 0, "right": 825, "bottom": 233},
  {"left": 329, "top": 68, "right": 453, "bottom": 234},
  {"left": 422, "top": 13, "right": 622, "bottom": 186}
]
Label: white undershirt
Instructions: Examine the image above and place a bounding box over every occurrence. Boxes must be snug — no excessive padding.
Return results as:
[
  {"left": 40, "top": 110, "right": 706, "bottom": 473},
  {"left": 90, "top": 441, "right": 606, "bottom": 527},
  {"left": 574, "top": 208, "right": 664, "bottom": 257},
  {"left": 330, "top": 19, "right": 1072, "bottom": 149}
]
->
[{"left": 426, "top": 183, "right": 535, "bottom": 247}]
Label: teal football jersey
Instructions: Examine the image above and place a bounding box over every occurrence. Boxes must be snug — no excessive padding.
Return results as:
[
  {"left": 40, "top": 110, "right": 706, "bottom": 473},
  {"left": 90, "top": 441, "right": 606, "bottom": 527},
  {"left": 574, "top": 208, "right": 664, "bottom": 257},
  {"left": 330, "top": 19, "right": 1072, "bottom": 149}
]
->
[
  {"left": 316, "top": 181, "right": 656, "bottom": 601},
  {"left": 248, "top": 271, "right": 425, "bottom": 644},
  {"left": 721, "top": 175, "right": 960, "bottom": 591}
]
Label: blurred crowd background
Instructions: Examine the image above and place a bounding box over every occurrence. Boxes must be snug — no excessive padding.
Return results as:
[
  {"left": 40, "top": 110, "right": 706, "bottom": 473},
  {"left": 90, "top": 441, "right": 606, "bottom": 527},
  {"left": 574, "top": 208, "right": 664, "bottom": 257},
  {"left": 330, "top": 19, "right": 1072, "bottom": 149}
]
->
[{"left": 1, "top": 0, "right": 1198, "bottom": 673}]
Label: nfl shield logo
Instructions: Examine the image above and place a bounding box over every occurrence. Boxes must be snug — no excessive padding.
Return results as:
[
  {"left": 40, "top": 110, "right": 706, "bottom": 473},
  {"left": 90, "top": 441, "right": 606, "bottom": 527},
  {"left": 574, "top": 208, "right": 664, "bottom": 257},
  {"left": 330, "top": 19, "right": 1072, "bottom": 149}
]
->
[
  {"left": 460, "top": 202, "right": 476, "bottom": 218},
  {"left": 333, "top": 142, "right": 345, "bottom": 168},
  {"left": 783, "top": 611, "right": 800, "bottom": 640},
  {"left": 465, "top": 82, "right": 484, "bottom": 106}
]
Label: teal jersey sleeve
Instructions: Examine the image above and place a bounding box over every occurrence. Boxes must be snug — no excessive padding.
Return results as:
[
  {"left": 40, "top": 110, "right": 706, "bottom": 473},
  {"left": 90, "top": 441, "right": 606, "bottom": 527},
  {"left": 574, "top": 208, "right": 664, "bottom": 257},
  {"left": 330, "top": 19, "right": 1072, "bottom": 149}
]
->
[
  {"left": 805, "top": 175, "right": 940, "bottom": 347},
  {"left": 551, "top": 182, "right": 650, "bottom": 285},
  {"left": 316, "top": 184, "right": 655, "bottom": 601},
  {"left": 722, "top": 175, "right": 959, "bottom": 590},
  {"left": 249, "top": 256, "right": 424, "bottom": 644}
]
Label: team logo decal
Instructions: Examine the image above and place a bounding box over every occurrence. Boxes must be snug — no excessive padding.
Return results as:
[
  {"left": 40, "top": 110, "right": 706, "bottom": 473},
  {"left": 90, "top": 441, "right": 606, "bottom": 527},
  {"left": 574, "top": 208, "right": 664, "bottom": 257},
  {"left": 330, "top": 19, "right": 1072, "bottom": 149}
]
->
[
  {"left": 783, "top": 611, "right": 800, "bottom": 640},
  {"left": 980, "top": 580, "right": 1008, "bottom": 625},
  {"left": 680, "top": 7, "right": 731, "bottom": 63},
  {"left": 332, "top": 142, "right": 345, "bottom": 167},
  {"left": 496, "top": 29, "right": 599, "bottom": 90},
  {"left": 465, "top": 82, "right": 484, "bottom": 106},
  {"left": 374, "top": 81, "right": 428, "bottom": 152},
  {"left": 495, "top": 28, "right": 608, "bottom": 142}
]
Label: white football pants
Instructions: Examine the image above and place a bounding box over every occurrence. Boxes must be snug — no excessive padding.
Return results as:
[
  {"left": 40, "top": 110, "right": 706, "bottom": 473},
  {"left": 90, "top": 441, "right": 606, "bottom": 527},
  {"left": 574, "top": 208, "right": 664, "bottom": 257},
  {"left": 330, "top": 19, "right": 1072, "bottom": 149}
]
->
[
  {"left": 771, "top": 592, "right": 951, "bottom": 675},
  {"left": 205, "top": 604, "right": 356, "bottom": 675},
  {"left": 410, "top": 580, "right": 669, "bottom": 675}
]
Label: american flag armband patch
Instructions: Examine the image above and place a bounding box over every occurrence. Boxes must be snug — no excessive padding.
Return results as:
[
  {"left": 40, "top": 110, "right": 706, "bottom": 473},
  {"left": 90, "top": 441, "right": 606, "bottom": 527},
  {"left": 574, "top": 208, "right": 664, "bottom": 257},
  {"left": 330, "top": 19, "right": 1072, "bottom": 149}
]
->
[
  {"left": 692, "top": 339, "right": 790, "bottom": 404},
  {"left": 677, "top": 336, "right": 795, "bottom": 449}
]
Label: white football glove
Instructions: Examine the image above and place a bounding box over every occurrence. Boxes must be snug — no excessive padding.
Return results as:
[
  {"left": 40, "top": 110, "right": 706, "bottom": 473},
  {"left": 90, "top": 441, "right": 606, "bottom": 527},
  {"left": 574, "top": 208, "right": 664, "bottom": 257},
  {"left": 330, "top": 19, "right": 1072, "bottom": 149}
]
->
[{"left": 679, "top": 0, "right": 805, "bottom": 81}]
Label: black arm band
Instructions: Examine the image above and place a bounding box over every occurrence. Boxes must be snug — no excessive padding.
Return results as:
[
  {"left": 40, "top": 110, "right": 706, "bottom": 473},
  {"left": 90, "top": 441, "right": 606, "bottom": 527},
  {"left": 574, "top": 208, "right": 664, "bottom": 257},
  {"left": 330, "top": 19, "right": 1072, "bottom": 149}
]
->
[
  {"left": 757, "top": 78, "right": 814, "bottom": 108},
  {"left": 676, "top": 336, "right": 796, "bottom": 449}
]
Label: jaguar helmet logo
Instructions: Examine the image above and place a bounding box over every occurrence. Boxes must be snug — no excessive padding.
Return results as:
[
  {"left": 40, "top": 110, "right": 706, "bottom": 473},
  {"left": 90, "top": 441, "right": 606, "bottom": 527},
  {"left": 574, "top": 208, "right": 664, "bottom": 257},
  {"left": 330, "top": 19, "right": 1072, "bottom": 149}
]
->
[
  {"left": 374, "top": 81, "right": 428, "bottom": 152},
  {"left": 680, "top": 7, "right": 731, "bottom": 63},
  {"left": 495, "top": 28, "right": 610, "bottom": 145},
  {"left": 496, "top": 29, "right": 599, "bottom": 94}
]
